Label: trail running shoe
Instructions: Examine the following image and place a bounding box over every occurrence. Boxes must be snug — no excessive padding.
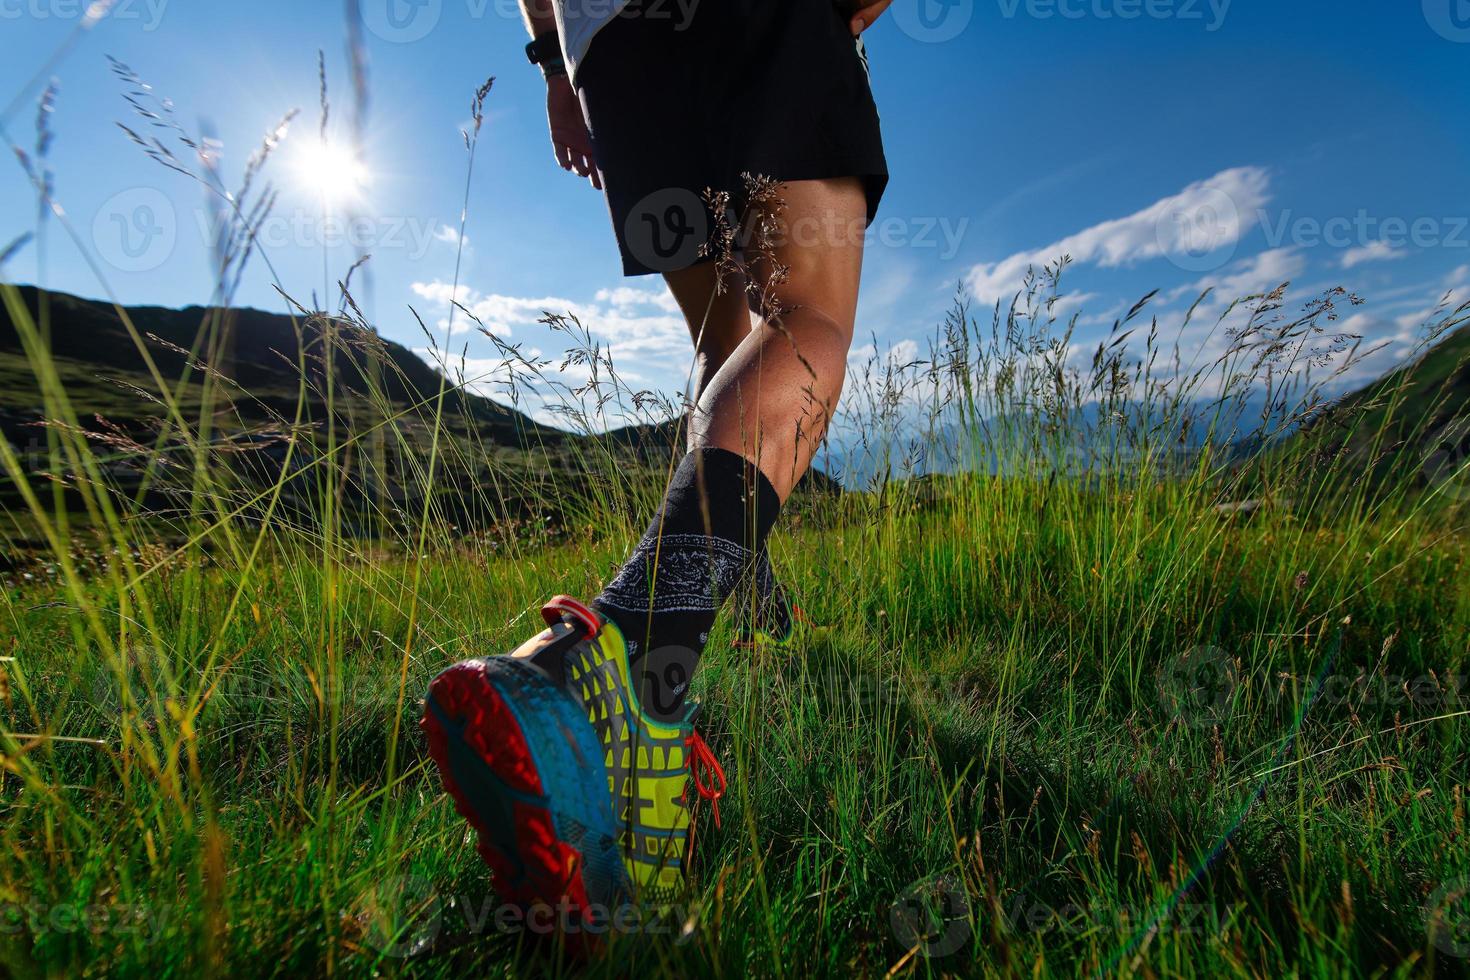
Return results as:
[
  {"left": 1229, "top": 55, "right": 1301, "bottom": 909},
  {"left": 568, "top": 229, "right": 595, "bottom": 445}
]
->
[
  {"left": 420, "top": 595, "right": 725, "bottom": 936},
  {"left": 732, "top": 555, "right": 807, "bottom": 649}
]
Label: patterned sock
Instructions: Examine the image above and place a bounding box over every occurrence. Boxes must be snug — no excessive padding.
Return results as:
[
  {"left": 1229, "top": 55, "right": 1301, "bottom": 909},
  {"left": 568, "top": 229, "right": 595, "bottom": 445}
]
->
[{"left": 592, "top": 448, "right": 781, "bottom": 722}]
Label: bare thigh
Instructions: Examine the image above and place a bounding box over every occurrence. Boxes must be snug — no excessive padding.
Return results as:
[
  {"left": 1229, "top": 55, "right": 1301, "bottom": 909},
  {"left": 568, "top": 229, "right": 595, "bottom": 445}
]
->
[{"left": 691, "top": 177, "right": 868, "bottom": 497}]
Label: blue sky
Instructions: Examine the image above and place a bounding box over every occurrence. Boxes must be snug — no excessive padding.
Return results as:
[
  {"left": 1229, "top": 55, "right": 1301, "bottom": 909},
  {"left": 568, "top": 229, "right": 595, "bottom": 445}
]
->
[{"left": 2, "top": 0, "right": 1468, "bottom": 424}]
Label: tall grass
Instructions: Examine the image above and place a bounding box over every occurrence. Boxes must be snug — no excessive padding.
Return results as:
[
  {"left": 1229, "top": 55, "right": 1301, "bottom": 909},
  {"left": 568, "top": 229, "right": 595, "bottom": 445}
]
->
[{"left": 3, "top": 33, "right": 1470, "bottom": 980}]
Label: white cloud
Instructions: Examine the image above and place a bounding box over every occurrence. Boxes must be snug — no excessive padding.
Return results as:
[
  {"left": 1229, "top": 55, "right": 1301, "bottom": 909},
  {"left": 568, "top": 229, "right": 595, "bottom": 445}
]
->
[
  {"left": 1048, "top": 291, "right": 1099, "bottom": 321},
  {"left": 965, "top": 166, "right": 1272, "bottom": 303},
  {"left": 1160, "top": 247, "right": 1306, "bottom": 310},
  {"left": 1391, "top": 265, "right": 1470, "bottom": 336},
  {"left": 412, "top": 279, "right": 691, "bottom": 355},
  {"left": 435, "top": 225, "right": 470, "bottom": 249},
  {"left": 594, "top": 285, "right": 681, "bottom": 315},
  {"left": 408, "top": 277, "right": 699, "bottom": 423},
  {"left": 1073, "top": 300, "right": 1128, "bottom": 328},
  {"left": 411, "top": 280, "right": 473, "bottom": 307},
  {"left": 433, "top": 316, "right": 476, "bottom": 337},
  {"left": 1200, "top": 247, "right": 1306, "bottom": 300},
  {"left": 1340, "top": 240, "right": 1404, "bottom": 269}
]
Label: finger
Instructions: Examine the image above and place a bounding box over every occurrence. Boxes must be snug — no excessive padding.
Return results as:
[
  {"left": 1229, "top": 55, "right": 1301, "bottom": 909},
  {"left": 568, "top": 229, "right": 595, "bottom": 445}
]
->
[
  {"left": 851, "top": 0, "right": 892, "bottom": 34},
  {"left": 555, "top": 142, "right": 574, "bottom": 172}
]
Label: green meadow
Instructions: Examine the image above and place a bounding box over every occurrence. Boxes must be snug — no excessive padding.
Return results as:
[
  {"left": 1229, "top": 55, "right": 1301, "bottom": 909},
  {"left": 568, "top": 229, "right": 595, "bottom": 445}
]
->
[{"left": 3, "top": 51, "right": 1470, "bottom": 980}]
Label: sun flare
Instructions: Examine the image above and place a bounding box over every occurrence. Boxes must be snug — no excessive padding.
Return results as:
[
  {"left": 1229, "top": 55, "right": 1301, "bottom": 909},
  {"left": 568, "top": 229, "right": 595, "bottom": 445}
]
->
[{"left": 293, "top": 139, "right": 369, "bottom": 204}]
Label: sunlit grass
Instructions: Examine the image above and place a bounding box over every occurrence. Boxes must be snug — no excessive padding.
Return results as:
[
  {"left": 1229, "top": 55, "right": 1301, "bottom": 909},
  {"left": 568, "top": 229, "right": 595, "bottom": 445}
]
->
[{"left": 3, "top": 31, "right": 1470, "bottom": 980}]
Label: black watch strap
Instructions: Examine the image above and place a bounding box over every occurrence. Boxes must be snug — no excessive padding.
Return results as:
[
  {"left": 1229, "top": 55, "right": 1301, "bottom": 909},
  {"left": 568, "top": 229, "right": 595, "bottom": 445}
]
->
[{"left": 525, "top": 32, "right": 561, "bottom": 66}]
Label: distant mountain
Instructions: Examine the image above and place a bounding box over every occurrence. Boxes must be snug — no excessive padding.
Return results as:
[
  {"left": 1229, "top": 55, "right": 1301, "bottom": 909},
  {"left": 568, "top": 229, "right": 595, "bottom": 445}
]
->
[
  {"left": 0, "top": 284, "right": 559, "bottom": 445},
  {"left": 0, "top": 287, "right": 837, "bottom": 543},
  {"left": 0, "top": 286, "right": 616, "bottom": 535}
]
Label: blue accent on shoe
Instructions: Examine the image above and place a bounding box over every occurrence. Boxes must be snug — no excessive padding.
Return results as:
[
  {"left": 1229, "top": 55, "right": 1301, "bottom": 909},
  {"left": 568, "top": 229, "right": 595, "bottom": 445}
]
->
[{"left": 426, "top": 656, "right": 632, "bottom": 911}]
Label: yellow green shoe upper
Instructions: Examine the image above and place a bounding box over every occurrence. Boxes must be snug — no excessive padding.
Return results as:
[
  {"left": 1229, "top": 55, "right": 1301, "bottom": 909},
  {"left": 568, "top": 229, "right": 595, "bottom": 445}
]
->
[{"left": 512, "top": 596, "right": 719, "bottom": 901}]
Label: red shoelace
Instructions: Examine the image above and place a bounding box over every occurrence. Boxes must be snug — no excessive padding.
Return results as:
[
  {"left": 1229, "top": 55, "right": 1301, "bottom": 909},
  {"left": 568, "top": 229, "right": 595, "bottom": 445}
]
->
[{"left": 685, "top": 730, "right": 726, "bottom": 829}]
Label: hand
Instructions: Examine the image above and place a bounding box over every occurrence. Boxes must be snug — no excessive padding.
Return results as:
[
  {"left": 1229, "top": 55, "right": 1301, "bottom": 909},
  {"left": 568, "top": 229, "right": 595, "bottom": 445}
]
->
[
  {"left": 847, "top": 0, "right": 892, "bottom": 35},
  {"left": 546, "top": 74, "right": 601, "bottom": 190}
]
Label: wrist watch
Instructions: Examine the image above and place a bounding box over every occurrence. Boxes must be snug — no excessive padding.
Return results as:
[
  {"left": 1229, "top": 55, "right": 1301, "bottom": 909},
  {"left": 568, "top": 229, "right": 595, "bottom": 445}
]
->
[{"left": 525, "top": 33, "right": 566, "bottom": 79}]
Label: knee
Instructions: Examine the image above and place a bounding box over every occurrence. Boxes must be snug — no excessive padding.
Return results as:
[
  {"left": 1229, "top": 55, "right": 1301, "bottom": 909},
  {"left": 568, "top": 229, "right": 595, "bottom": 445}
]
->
[
  {"left": 768, "top": 291, "right": 857, "bottom": 353},
  {"left": 750, "top": 255, "right": 859, "bottom": 343}
]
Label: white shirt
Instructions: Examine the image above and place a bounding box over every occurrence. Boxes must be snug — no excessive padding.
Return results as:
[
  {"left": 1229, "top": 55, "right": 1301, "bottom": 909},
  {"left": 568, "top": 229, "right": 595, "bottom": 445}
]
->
[{"left": 553, "top": 0, "right": 634, "bottom": 81}]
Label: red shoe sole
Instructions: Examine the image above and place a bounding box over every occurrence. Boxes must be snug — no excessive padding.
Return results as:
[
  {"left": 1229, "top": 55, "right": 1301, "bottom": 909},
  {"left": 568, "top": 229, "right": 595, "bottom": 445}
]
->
[{"left": 420, "top": 660, "right": 607, "bottom": 946}]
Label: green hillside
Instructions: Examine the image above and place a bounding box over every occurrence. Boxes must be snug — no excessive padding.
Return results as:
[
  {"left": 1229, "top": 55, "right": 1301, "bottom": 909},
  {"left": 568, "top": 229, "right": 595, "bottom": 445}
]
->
[
  {"left": 0, "top": 286, "right": 689, "bottom": 548},
  {"left": 1286, "top": 318, "right": 1470, "bottom": 501}
]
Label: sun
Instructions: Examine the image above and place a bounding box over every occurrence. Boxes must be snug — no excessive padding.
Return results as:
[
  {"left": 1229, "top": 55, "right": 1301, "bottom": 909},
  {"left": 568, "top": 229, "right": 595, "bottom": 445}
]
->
[{"left": 294, "top": 139, "right": 369, "bottom": 204}]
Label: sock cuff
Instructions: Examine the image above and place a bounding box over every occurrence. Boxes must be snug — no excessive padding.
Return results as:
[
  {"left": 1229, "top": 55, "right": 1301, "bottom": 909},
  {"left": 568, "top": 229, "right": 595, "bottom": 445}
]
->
[{"left": 662, "top": 447, "right": 782, "bottom": 552}]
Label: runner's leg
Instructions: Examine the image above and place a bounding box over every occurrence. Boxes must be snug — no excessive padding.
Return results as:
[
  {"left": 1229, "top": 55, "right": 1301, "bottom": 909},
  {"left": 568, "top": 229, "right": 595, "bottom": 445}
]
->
[{"left": 691, "top": 177, "right": 866, "bottom": 500}]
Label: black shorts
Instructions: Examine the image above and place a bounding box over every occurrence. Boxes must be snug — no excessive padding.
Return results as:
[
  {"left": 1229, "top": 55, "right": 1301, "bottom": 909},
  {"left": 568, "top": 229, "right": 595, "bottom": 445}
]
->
[{"left": 576, "top": 0, "right": 890, "bottom": 277}]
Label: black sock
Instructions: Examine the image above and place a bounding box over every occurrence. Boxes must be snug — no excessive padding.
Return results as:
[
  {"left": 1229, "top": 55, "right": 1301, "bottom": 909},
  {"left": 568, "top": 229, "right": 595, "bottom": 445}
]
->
[{"left": 593, "top": 448, "right": 781, "bottom": 722}]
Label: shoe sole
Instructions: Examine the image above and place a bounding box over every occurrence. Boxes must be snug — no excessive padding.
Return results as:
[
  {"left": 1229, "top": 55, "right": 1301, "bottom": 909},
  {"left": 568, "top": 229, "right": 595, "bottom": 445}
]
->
[{"left": 420, "top": 657, "right": 631, "bottom": 940}]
